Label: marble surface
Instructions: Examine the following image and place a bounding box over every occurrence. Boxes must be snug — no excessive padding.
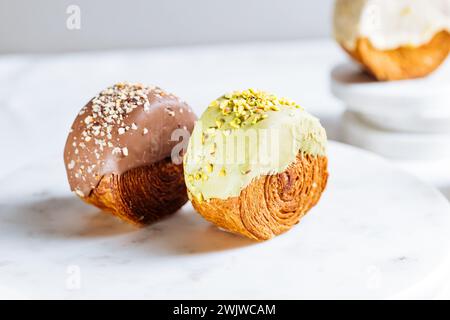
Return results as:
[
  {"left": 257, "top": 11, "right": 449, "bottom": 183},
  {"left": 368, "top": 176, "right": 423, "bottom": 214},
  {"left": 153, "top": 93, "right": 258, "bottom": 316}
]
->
[
  {"left": 1, "top": 142, "right": 450, "bottom": 299},
  {"left": 1, "top": 39, "right": 450, "bottom": 299}
]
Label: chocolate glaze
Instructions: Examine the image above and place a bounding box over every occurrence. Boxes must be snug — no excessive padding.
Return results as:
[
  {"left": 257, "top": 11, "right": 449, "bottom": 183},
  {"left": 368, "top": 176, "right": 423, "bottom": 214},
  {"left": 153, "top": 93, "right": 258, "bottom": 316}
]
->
[{"left": 64, "top": 83, "right": 196, "bottom": 197}]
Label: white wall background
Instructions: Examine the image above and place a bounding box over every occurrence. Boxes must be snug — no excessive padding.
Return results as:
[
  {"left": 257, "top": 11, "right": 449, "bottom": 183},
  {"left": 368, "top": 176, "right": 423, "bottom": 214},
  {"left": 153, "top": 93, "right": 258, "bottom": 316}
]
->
[{"left": 0, "top": 0, "right": 334, "bottom": 53}]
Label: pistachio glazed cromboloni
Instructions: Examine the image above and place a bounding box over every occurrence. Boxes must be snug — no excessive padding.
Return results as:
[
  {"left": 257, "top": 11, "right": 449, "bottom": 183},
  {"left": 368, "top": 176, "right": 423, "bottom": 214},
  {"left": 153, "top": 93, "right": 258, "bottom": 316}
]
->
[
  {"left": 64, "top": 83, "right": 196, "bottom": 225},
  {"left": 184, "top": 89, "right": 329, "bottom": 240}
]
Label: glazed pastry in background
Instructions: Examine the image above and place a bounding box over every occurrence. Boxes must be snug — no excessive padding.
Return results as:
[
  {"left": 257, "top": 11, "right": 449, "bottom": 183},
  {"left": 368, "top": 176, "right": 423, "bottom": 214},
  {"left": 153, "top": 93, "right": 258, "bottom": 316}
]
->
[
  {"left": 64, "top": 83, "right": 196, "bottom": 225},
  {"left": 334, "top": 0, "right": 450, "bottom": 81},
  {"left": 184, "top": 89, "right": 328, "bottom": 241}
]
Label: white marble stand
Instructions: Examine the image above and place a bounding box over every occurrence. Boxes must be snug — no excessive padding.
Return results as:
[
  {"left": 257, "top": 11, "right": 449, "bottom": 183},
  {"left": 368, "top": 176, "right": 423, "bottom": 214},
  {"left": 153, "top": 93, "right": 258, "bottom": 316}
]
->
[
  {"left": 330, "top": 63, "right": 450, "bottom": 123},
  {"left": 331, "top": 62, "right": 450, "bottom": 184},
  {"left": 1, "top": 142, "right": 450, "bottom": 299},
  {"left": 341, "top": 111, "right": 450, "bottom": 160}
]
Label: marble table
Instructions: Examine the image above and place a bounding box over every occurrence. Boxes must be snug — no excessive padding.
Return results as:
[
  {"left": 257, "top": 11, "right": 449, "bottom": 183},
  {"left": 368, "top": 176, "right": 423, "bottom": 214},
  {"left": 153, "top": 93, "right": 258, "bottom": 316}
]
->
[
  {"left": 1, "top": 39, "right": 450, "bottom": 299},
  {"left": 0, "top": 142, "right": 450, "bottom": 299}
]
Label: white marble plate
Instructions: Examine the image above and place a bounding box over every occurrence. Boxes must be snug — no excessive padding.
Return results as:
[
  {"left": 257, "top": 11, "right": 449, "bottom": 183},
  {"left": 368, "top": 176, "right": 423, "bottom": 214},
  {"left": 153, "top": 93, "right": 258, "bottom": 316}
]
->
[
  {"left": 340, "top": 112, "right": 450, "bottom": 186},
  {"left": 341, "top": 111, "right": 450, "bottom": 161},
  {"left": 1, "top": 142, "right": 450, "bottom": 299},
  {"left": 330, "top": 62, "right": 450, "bottom": 120},
  {"left": 356, "top": 112, "right": 450, "bottom": 134}
]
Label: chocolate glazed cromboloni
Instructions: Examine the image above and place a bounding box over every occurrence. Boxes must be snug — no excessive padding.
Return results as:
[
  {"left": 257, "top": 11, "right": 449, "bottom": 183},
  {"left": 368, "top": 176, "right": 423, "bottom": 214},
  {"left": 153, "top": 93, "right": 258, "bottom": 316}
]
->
[
  {"left": 64, "top": 83, "right": 196, "bottom": 225},
  {"left": 184, "top": 89, "right": 329, "bottom": 241}
]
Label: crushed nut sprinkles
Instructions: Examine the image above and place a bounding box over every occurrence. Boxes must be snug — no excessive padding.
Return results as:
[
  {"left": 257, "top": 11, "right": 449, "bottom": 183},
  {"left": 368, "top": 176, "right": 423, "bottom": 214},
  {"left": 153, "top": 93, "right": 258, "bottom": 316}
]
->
[
  {"left": 67, "top": 82, "right": 157, "bottom": 194},
  {"left": 65, "top": 82, "right": 197, "bottom": 200},
  {"left": 81, "top": 83, "right": 152, "bottom": 144},
  {"left": 208, "top": 88, "right": 301, "bottom": 130}
]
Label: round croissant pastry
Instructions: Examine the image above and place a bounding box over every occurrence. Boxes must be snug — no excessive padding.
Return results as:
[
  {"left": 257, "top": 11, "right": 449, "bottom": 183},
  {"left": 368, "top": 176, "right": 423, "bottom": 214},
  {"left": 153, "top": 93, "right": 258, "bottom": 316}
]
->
[
  {"left": 64, "top": 83, "right": 196, "bottom": 225},
  {"left": 183, "top": 89, "right": 328, "bottom": 241},
  {"left": 334, "top": 0, "right": 450, "bottom": 81}
]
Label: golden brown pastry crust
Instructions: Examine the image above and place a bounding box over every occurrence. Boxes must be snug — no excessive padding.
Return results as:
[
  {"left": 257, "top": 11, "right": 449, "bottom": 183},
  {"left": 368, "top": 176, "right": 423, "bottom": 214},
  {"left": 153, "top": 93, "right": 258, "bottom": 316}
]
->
[
  {"left": 344, "top": 31, "right": 450, "bottom": 81},
  {"left": 84, "top": 158, "right": 188, "bottom": 225},
  {"left": 190, "top": 153, "right": 328, "bottom": 241}
]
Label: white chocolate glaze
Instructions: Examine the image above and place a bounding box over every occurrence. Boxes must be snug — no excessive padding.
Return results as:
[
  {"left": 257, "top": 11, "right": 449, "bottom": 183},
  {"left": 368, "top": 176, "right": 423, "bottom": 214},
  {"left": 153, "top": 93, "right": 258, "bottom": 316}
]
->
[{"left": 334, "top": 0, "right": 450, "bottom": 50}]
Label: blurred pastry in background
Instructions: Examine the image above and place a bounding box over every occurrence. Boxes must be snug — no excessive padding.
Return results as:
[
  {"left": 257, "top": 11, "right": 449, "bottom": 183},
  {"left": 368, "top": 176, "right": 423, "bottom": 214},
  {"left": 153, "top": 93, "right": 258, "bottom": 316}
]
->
[
  {"left": 334, "top": 0, "right": 450, "bottom": 81},
  {"left": 64, "top": 83, "right": 196, "bottom": 225}
]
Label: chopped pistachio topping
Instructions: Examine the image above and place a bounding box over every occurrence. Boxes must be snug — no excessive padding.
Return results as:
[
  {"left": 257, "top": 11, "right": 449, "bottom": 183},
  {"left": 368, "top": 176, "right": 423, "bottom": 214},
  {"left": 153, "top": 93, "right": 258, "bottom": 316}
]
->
[
  {"left": 219, "top": 167, "right": 227, "bottom": 177},
  {"left": 210, "top": 143, "right": 217, "bottom": 155},
  {"left": 184, "top": 89, "right": 326, "bottom": 202},
  {"left": 208, "top": 88, "right": 302, "bottom": 130},
  {"left": 195, "top": 192, "right": 204, "bottom": 202}
]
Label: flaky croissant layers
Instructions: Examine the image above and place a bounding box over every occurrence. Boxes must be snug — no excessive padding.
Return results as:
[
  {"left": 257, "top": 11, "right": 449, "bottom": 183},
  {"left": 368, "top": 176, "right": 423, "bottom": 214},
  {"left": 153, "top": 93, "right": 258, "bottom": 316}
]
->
[
  {"left": 64, "top": 83, "right": 196, "bottom": 225},
  {"left": 64, "top": 85, "right": 328, "bottom": 240},
  {"left": 334, "top": 0, "right": 450, "bottom": 80},
  {"left": 184, "top": 89, "right": 328, "bottom": 240}
]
